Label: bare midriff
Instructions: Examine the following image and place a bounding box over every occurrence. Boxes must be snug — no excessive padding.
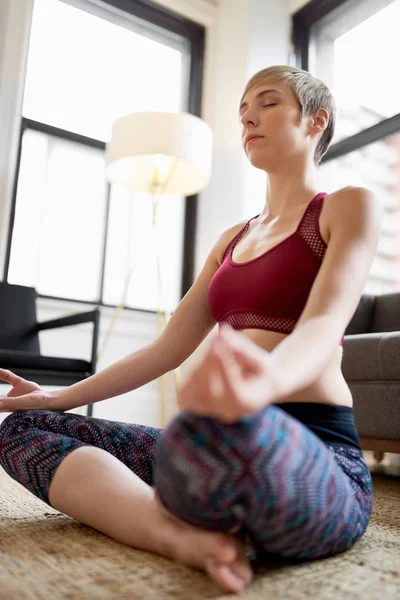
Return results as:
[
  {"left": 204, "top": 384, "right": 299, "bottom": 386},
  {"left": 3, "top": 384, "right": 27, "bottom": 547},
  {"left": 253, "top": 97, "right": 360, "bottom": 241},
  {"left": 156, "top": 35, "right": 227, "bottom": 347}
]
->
[{"left": 239, "top": 328, "right": 353, "bottom": 408}]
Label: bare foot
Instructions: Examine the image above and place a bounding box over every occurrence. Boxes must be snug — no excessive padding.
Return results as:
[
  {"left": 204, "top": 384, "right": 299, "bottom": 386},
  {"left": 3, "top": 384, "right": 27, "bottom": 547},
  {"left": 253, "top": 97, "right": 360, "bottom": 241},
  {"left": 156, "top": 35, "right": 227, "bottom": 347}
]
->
[{"left": 152, "top": 493, "right": 253, "bottom": 593}]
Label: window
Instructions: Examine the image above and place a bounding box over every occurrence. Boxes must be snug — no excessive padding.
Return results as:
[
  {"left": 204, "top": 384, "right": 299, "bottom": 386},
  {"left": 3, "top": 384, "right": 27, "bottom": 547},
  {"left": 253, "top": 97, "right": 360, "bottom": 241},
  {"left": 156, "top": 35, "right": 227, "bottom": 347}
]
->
[
  {"left": 6, "top": 0, "right": 204, "bottom": 312},
  {"left": 103, "top": 185, "right": 185, "bottom": 311},
  {"left": 293, "top": 0, "right": 400, "bottom": 295},
  {"left": 308, "top": 0, "right": 400, "bottom": 144},
  {"left": 9, "top": 129, "right": 107, "bottom": 301},
  {"left": 318, "top": 131, "right": 400, "bottom": 295}
]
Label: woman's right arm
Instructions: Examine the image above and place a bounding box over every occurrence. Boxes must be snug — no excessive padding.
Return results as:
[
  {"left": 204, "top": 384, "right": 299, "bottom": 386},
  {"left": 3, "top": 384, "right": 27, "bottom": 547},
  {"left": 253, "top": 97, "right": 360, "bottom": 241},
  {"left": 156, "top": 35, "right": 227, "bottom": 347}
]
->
[{"left": 33, "top": 221, "right": 246, "bottom": 411}]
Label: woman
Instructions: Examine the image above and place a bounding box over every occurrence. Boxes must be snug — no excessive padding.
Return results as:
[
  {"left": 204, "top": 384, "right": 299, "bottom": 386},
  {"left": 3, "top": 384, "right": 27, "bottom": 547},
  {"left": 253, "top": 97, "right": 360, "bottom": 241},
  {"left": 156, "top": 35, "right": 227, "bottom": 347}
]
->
[{"left": 0, "top": 65, "right": 382, "bottom": 594}]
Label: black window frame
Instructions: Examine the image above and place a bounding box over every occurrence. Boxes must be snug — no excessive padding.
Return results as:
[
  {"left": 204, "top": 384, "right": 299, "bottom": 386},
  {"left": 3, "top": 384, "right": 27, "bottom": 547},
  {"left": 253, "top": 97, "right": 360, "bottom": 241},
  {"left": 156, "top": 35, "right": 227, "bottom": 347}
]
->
[
  {"left": 292, "top": 0, "right": 400, "bottom": 165},
  {"left": 4, "top": 0, "right": 205, "bottom": 314}
]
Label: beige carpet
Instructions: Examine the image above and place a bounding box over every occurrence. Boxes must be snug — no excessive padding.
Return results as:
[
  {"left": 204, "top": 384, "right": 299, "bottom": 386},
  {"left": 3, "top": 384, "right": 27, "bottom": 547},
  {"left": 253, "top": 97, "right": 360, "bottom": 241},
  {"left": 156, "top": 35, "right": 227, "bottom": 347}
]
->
[{"left": 0, "top": 461, "right": 399, "bottom": 600}]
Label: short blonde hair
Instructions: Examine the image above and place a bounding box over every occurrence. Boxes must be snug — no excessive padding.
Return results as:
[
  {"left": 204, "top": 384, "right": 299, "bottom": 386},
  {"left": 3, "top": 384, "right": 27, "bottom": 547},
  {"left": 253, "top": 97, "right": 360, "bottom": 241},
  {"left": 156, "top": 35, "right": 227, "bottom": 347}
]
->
[{"left": 240, "top": 65, "right": 336, "bottom": 165}]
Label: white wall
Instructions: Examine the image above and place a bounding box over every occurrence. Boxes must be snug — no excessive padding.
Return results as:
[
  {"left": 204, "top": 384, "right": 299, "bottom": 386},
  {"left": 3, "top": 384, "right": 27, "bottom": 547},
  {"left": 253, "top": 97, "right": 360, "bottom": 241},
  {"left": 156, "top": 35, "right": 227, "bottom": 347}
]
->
[
  {"left": 195, "top": 0, "right": 292, "bottom": 273},
  {"left": 241, "top": 0, "right": 291, "bottom": 220},
  {"left": 0, "top": 1, "right": 34, "bottom": 283},
  {"left": 288, "top": 0, "right": 310, "bottom": 13},
  {"left": 0, "top": 0, "right": 294, "bottom": 428}
]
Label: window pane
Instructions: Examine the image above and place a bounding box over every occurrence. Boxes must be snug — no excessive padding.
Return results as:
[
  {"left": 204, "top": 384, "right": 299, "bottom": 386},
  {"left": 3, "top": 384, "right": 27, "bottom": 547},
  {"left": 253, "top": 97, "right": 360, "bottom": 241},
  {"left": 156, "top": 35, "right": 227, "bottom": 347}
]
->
[
  {"left": 103, "top": 186, "right": 184, "bottom": 313},
  {"left": 15, "top": 0, "right": 190, "bottom": 310},
  {"left": 309, "top": 0, "right": 399, "bottom": 144},
  {"left": 8, "top": 129, "right": 107, "bottom": 301},
  {"left": 24, "top": 0, "right": 188, "bottom": 141},
  {"left": 317, "top": 132, "right": 400, "bottom": 296}
]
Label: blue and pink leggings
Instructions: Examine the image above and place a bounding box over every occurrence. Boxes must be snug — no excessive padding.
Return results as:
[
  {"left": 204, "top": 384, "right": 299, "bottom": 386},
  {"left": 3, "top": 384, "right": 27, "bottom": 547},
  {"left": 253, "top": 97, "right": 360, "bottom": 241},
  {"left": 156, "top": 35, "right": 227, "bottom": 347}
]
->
[{"left": 0, "top": 404, "right": 372, "bottom": 562}]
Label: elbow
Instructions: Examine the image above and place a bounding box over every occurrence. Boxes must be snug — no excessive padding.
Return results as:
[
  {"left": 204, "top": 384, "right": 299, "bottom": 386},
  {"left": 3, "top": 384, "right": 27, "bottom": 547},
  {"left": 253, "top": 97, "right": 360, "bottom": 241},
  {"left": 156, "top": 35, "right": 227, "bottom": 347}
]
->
[{"left": 153, "top": 339, "right": 190, "bottom": 372}]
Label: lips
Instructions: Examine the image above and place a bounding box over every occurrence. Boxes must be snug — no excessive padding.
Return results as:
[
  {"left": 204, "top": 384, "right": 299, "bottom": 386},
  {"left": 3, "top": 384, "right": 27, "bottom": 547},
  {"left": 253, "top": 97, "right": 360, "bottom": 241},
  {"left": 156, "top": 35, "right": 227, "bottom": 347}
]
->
[
  {"left": 247, "top": 136, "right": 263, "bottom": 145},
  {"left": 245, "top": 134, "right": 264, "bottom": 146}
]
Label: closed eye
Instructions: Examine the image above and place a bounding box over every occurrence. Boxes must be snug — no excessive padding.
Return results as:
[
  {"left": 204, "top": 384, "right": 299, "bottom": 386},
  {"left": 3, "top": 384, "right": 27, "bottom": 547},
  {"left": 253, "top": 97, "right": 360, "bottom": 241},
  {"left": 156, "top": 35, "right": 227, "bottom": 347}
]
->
[{"left": 263, "top": 103, "right": 277, "bottom": 107}]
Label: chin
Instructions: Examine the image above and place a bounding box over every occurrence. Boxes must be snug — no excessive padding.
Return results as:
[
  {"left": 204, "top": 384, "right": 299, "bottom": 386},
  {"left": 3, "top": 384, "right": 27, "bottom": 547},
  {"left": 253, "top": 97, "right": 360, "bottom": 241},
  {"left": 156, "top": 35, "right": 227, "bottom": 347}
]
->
[{"left": 247, "top": 153, "right": 277, "bottom": 172}]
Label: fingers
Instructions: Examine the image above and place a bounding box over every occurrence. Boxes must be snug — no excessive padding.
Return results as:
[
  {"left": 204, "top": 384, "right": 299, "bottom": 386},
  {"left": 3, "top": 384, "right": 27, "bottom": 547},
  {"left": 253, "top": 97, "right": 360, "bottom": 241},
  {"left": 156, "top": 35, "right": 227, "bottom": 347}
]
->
[
  {"left": 219, "top": 325, "right": 268, "bottom": 361},
  {"left": 213, "top": 331, "right": 258, "bottom": 376},
  {"left": 195, "top": 342, "right": 243, "bottom": 421},
  {"left": 218, "top": 325, "right": 274, "bottom": 372},
  {"left": 177, "top": 366, "right": 208, "bottom": 412},
  {"left": 177, "top": 346, "right": 230, "bottom": 417},
  {"left": 211, "top": 341, "right": 241, "bottom": 396},
  {"left": 177, "top": 334, "right": 259, "bottom": 421},
  {"left": 0, "top": 368, "right": 20, "bottom": 385}
]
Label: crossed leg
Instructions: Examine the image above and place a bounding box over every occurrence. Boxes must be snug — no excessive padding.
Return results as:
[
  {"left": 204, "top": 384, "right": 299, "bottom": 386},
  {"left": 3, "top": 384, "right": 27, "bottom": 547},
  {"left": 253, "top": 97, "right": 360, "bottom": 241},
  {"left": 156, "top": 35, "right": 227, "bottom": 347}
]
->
[{"left": 0, "top": 409, "right": 252, "bottom": 592}]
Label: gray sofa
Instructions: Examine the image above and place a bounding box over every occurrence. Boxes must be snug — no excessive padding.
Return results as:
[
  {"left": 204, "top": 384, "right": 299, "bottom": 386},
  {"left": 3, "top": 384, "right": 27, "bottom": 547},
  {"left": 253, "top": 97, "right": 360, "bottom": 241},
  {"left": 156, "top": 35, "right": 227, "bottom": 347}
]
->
[{"left": 343, "top": 291, "right": 400, "bottom": 458}]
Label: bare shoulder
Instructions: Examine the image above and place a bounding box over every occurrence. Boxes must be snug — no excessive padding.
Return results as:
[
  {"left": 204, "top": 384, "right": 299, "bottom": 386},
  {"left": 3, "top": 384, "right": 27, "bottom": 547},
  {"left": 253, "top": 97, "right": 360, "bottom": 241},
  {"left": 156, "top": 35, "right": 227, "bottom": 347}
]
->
[
  {"left": 325, "top": 185, "right": 379, "bottom": 210},
  {"left": 324, "top": 185, "right": 383, "bottom": 234},
  {"left": 214, "top": 218, "right": 250, "bottom": 266}
]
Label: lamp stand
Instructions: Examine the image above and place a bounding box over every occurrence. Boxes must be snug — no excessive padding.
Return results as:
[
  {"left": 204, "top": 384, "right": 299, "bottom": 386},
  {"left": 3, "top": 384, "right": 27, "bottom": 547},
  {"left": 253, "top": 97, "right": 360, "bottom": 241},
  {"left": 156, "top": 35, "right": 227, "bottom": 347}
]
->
[
  {"left": 151, "top": 192, "right": 182, "bottom": 427},
  {"left": 94, "top": 190, "right": 181, "bottom": 427}
]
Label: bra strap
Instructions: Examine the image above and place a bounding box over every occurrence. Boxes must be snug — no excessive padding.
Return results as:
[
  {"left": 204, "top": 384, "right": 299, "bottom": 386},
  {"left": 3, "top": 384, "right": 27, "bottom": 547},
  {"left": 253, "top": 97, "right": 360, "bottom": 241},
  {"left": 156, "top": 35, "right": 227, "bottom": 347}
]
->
[{"left": 221, "top": 215, "right": 259, "bottom": 262}]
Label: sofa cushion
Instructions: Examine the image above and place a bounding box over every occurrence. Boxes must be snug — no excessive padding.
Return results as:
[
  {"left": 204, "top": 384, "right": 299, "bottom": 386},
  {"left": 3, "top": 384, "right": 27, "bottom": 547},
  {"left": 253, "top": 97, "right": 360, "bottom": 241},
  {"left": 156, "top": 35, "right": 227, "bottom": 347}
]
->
[
  {"left": 352, "top": 384, "right": 400, "bottom": 440},
  {"left": 344, "top": 294, "right": 376, "bottom": 335},
  {"left": 371, "top": 292, "right": 400, "bottom": 333}
]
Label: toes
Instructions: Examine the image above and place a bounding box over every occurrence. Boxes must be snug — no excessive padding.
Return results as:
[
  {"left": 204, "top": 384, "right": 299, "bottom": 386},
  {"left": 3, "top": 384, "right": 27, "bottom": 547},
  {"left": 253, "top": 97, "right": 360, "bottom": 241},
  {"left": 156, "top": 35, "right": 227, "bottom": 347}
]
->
[
  {"left": 230, "top": 556, "right": 253, "bottom": 587},
  {"left": 213, "top": 533, "right": 239, "bottom": 564},
  {"left": 207, "top": 562, "right": 249, "bottom": 593},
  {"left": 207, "top": 536, "right": 253, "bottom": 593}
]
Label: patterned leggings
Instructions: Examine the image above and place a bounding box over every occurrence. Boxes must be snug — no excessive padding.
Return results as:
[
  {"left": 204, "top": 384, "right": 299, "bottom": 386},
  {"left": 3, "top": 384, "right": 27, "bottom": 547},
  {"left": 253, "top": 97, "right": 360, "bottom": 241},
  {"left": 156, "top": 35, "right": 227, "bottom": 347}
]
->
[{"left": 0, "top": 405, "right": 373, "bottom": 562}]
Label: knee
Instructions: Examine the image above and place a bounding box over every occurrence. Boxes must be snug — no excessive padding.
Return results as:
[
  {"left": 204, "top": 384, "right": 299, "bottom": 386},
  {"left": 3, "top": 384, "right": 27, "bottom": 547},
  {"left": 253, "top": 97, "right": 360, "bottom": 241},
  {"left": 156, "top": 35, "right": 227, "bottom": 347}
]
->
[
  {"left": 0, "top": 412, "right": 28, "bottom": 463},
  {"left": 153, "top": 411, "right": 246, "bottom": 529},
  {"left": 0, "top": 409, "right": 45, "bottom": 444},
  {"left": 155, "top": 411, "right": 221, "bottom": 491},
  {"left": 0, "top": 410, "right": 25, "bottom": 432},
  {"left": 155, "top": 411, "right": 224, "bottom": 470},
  {"left": 155, "top": 408, "right": 267, "bottom": 474},
  {"left": 1, "top": 409, "right": 37, "bottom": 428}
]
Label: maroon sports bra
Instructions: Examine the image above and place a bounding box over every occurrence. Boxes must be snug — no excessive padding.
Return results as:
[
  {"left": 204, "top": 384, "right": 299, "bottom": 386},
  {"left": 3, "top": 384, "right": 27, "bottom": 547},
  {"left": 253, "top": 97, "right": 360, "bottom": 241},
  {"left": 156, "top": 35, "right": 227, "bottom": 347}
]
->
[{"left": 208, "top": 192, "right": 345, "bottom": 346}]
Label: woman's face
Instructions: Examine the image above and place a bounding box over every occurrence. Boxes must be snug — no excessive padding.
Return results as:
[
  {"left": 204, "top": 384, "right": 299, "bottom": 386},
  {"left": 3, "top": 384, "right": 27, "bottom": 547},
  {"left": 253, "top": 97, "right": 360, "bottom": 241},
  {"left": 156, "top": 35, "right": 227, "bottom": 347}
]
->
[{"left": 239, "top": 80, "right": 312, "bottom": 172}]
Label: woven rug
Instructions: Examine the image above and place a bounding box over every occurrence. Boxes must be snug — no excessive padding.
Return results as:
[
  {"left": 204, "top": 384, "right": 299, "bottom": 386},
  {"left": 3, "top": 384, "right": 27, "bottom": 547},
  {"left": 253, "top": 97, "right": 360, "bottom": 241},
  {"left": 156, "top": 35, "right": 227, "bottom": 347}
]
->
[{"left": 0, "top": 463, "right": 399, "bottom": 600}]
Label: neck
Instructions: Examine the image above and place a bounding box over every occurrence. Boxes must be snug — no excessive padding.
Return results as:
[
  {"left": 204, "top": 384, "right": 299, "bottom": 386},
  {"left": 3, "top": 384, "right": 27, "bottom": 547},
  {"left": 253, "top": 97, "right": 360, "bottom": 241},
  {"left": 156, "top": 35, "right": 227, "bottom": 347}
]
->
[{"left": 260, "top": 158, "right": 320, "bottom": 223}]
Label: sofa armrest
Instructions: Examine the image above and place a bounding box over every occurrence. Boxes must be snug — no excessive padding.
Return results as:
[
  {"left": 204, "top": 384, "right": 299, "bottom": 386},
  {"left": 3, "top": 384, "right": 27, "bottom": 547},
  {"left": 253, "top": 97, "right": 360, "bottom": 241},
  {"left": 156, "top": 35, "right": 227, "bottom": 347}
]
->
[{"left": 342, "top": 331, "right": 400, "bottom": 381}]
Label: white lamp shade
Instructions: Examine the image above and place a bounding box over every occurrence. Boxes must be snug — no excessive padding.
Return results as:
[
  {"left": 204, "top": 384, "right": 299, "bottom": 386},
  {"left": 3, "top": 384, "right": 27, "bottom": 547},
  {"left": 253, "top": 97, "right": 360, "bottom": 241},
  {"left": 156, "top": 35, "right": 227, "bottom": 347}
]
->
[{"left": 106, "top": 111, "right": 213, "bottom": 196}]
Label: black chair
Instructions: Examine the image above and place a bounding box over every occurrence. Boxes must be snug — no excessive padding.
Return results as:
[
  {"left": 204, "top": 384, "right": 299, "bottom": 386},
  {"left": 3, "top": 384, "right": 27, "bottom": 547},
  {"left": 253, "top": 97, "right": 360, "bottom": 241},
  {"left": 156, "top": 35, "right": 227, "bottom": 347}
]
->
[{"left": 0, "top": 282, "right": 99, "bottom": 416}]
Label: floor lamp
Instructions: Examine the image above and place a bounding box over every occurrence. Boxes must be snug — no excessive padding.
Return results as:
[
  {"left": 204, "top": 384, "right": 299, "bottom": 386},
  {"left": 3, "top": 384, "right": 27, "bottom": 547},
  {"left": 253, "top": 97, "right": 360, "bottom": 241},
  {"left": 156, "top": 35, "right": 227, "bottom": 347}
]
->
[{"left": 101, "top": 111, "right": 213, "bottom": 427}]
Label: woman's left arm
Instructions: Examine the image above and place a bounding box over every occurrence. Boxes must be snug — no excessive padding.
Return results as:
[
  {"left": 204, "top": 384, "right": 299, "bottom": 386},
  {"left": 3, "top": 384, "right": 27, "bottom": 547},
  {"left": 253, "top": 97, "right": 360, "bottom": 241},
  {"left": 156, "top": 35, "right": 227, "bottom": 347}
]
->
[{"left": 270, "top": 186, "right": 383, "bottom": 398}]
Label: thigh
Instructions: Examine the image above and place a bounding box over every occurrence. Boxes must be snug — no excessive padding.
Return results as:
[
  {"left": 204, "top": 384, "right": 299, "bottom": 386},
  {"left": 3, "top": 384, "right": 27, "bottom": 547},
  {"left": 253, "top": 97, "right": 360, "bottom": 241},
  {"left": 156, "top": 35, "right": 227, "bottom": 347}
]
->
[
  {"left": 0, "top": 409, "right": 163, "bottom": 486},
  {"left": 244, "top": 431, "right": 373, "bottom": 561}
]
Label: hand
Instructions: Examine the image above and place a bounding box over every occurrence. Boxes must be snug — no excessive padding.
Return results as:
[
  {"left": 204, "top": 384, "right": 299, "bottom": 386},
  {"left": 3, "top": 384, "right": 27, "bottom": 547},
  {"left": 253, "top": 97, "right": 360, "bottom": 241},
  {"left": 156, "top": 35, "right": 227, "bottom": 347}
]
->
[
  {"left": 177, "top": 325, "right": 285, "bottom": 424},
  {"left": 0, "top": 369, "right": 54, "bottom": 412}
]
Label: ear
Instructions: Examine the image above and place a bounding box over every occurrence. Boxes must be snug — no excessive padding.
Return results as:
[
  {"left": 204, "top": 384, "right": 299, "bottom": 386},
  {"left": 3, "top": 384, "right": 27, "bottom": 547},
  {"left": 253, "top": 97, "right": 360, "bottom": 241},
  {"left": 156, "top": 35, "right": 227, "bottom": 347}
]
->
[{"left": 309, "top": 108, "right": 329, "bottom": 136}]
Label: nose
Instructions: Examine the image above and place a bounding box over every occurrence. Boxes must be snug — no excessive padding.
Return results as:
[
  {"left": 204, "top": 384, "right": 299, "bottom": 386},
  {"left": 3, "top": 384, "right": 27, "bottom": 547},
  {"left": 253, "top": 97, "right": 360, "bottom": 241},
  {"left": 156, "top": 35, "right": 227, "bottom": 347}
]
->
[
  {"left": 241, "top": 113, "right": 254, "bottom": 128},
  {"left": 240, "top": 107, "right": 260, "bottom": 129}
]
